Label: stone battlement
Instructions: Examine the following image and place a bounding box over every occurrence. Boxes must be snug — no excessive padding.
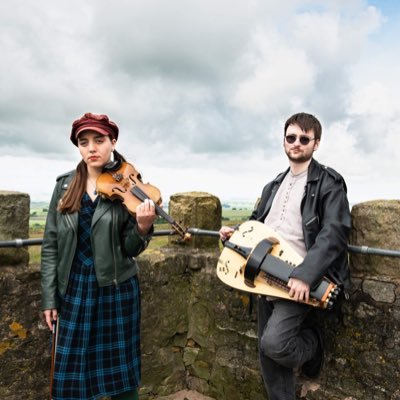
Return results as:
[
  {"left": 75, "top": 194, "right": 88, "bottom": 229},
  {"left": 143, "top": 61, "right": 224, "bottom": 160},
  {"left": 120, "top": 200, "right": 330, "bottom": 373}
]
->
[{"left": 0, "top": 192, "right": 399, "bottom": 399}]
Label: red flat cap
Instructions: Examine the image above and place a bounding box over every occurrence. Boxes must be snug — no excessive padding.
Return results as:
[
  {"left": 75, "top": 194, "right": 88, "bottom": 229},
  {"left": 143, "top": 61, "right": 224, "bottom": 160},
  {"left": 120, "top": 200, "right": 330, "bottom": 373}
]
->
[{"left": 70, "top": 112, "right": 119, "bottom": 146}]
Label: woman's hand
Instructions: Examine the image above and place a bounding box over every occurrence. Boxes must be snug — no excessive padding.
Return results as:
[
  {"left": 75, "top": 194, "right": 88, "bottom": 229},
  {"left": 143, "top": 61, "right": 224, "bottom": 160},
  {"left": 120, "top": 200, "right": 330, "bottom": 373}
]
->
[
  {"left": 43, "top": 309, "right": 58, "bottom": 330},
  {"left": 136, "top": 199, "right": 158, "bottom": 235}
]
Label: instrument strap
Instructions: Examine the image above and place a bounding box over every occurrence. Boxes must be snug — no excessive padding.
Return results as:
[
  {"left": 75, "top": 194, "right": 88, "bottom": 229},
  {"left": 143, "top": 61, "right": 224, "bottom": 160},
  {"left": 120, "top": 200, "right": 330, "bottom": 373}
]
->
[{"left": 244, "top": 239, "right": 275, "bottom": 287}]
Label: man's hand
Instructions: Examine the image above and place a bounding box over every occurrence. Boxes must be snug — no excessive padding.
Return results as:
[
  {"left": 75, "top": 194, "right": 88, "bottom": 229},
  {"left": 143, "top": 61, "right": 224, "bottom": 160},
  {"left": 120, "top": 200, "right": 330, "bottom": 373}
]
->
[
  {"left": 287, "top": 278, "right": 310, "bottom": 303},
  {"left": 219, "top": 226, "right": 234, "bottom": 241}
]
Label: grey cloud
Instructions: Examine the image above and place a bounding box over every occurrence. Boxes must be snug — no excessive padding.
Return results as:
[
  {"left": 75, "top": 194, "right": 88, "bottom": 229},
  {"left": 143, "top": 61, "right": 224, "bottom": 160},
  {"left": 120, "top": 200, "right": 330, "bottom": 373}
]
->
[
  {"left": 0, "top": 0, "right": 389, "bottom": 161},
  {"left": 91, "top": 1, "right": 256, "bottom": 82}
]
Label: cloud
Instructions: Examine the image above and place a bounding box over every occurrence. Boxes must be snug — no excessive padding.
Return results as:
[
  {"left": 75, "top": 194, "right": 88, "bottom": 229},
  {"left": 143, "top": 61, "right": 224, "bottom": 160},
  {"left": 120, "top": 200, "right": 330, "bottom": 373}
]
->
[
  {"left": 231, "top": 28, "right": 317, "bottom": 115},
  {"left": 93, "top": 1, "right": 256, "bottom": 81},
  {"left": 0, "top": 0, "right": 398, "bottom": 204}
]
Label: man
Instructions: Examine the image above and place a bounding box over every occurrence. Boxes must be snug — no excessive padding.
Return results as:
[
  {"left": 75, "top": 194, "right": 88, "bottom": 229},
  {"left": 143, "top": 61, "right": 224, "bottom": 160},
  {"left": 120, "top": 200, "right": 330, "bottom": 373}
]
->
[{"left": 220, "top": 112, "right": 351, "bottom": 400}]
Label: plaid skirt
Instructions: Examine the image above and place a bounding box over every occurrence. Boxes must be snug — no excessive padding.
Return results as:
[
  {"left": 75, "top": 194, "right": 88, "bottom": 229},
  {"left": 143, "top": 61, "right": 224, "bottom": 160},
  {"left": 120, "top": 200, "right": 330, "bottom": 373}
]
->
[
  {"left": 52, "top": 195, "right": 141, "bottom": 400},
  {"left": 52, "top": 268, "right": 141, "bottom": 400}
]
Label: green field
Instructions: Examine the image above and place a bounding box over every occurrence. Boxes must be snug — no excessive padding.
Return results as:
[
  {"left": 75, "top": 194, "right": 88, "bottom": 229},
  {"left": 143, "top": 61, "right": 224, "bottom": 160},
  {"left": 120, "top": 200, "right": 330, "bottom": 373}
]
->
[
  {"left": 29, "top": 200, "right": 255, "bottom": 230},
  {"left": 222, "top": 208, "right": 253, "bottom": 223},
  {"left": 27, "top": 200, "right": 255, "bottom": 264},
  {"left": 29, "top": 201, "right": 48, "bottom": 230}
]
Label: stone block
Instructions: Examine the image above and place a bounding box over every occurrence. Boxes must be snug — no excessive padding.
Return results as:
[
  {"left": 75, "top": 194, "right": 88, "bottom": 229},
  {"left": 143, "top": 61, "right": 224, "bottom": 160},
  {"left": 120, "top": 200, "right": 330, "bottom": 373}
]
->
[
  {"left": 362, "top": 279, "right": 396, "bottom": 303},
  {"left": 350, "top": 200, "right": 400, "bottom": 276},
  {"left": 0, "top": 191, "right": 30, "bottom": 267},
  {"left": 168, "top": 192, "right": 221, "bottom": 249}
]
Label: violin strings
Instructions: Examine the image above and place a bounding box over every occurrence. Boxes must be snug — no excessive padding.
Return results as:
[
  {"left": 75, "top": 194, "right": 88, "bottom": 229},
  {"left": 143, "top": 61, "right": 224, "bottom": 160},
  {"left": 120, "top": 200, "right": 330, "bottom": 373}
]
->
[{"left": 131, "top": 182, "right": 186, "bottom": 237}]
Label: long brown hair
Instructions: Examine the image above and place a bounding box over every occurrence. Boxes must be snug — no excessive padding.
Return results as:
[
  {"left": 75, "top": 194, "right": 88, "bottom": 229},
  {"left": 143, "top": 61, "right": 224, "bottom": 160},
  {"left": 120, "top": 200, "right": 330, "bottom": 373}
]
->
[{"left": 58, "top": 149, "right": 126, "bottom": 214}]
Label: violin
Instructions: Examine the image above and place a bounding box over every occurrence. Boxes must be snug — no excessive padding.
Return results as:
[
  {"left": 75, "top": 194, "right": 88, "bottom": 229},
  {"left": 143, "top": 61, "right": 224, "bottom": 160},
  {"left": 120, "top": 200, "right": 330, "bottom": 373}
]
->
[{"left": 96, "top": 160, "right": 190, "bottom": 240}]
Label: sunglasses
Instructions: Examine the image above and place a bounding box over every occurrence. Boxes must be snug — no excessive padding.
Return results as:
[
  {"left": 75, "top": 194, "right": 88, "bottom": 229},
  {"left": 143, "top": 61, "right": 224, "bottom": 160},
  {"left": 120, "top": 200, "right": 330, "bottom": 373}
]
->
[{"left": 285, "top": 134, "right": 315, "bottom": 146}]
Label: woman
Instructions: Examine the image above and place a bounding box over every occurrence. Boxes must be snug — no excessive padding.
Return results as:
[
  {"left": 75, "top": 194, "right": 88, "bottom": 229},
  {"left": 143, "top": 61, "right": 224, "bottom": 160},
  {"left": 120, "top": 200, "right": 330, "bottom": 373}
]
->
[{"left": 41, "top": 112, "right": 157, "bottom": 400}]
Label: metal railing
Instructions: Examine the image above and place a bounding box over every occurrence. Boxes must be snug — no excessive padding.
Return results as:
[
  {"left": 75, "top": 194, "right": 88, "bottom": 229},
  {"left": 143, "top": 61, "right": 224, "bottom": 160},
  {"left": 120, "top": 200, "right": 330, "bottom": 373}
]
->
[{"left": 1, "top": 228, "right": 400, "bottom": 257}]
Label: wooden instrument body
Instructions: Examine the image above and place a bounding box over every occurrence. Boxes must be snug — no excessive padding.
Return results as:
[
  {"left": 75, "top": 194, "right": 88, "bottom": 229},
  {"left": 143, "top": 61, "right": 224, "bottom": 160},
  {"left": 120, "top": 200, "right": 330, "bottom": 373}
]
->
[
  {"left": 217, "top": 221, "right": 337, "bottom": 309},
  {"left": 96, "top": 161, "right": 189, "bottom": 240},
  {"left": 96, "top": 161, "right": 162, "bottom": 215}
]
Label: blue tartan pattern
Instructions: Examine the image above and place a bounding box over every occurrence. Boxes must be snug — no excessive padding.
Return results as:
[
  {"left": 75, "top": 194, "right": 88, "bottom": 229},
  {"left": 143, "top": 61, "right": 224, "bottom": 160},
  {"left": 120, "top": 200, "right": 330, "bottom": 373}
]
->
[{"left": 52, "top": 194, "right": 141, "bottom": 400}]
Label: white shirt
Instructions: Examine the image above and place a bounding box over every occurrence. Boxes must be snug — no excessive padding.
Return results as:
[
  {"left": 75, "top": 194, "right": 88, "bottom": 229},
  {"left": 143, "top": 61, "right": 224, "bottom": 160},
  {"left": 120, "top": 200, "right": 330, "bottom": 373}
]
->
[{"left": 264, "top": 169, "right": 308, "bottom": 258}]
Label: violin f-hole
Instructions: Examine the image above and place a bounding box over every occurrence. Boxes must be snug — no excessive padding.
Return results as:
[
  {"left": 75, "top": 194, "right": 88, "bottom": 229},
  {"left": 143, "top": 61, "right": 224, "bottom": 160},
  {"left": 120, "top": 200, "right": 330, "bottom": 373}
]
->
[
  {"left": 112, "top": 186, "right": 127, "bottom": 194},
  {"left": 129, "top": 173, "right": 143, "bottom": 186}
]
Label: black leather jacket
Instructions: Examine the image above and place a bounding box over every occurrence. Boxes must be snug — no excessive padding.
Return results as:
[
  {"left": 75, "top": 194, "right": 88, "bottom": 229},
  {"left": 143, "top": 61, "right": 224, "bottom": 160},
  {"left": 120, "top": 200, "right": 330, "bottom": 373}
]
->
[
  {"left": 41, "top": 171, "right": 152, "bottom": 310},
  {"left": 250, "top": 158, "right": 351, "bottom": 290}
]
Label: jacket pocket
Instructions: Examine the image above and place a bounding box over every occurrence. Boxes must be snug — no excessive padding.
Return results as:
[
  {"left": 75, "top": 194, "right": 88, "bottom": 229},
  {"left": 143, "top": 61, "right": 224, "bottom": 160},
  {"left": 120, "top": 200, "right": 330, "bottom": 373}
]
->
[
  {"left": 305, "top": 215, "right": 319, "bottom": 227},
  {"left": 304, "top": 216, "right": 320, "bottom": 241}
]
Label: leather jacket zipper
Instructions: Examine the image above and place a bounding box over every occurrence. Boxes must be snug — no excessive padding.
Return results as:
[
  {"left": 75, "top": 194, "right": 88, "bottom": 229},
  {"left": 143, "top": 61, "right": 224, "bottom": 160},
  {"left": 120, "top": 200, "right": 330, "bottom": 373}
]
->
[
  {"left": 112, "top": 207, "right": 118, "bottom": 288},
  {"left": 65, "top": 213, "right": 77, "bottom": 287}
]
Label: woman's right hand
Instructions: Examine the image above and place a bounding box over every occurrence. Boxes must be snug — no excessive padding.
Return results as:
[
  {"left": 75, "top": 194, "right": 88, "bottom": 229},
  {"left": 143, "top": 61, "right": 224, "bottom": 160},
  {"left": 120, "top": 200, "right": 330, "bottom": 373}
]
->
[
  {"left": 43, "top": 309, "right": 58, "bottom": 330},
  {"left": 219, "top": 226, "right": 234, "bottom": 241},
  {"left": 136, "top": 198, "right": 158, "bottom": 235}
]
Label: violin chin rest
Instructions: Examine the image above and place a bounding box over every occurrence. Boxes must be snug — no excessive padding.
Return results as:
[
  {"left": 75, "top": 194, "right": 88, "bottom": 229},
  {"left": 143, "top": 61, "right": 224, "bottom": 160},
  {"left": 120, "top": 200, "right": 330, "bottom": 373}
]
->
[{"left": 103, "top": 159, "right": 122, "bottom": 172}]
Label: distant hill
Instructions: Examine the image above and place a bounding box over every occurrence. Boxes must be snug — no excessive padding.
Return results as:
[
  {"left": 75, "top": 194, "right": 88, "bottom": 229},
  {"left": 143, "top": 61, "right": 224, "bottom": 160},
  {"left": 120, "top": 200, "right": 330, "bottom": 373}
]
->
[
  {"left": 30, "top": 199, "right": 256, "bottom": 211},
  {"left": 222, "top": 200, "right": 256, "bottom": 209},
  {"left": 29, "top": 199, "right": 256, "bottom": 224},
  {"left": 31, "top": 201, "right": 49, "bottom": 209}
]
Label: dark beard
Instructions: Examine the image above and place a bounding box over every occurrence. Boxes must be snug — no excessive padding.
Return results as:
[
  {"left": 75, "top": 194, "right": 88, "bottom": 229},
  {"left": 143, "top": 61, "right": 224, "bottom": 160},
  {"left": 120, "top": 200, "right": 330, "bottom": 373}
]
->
[
  {"left": 286, "top": 150, "right": 313, "bottom": 164},
  {"left": 288, "top": 155, "right": 312, "bottom": 163}
]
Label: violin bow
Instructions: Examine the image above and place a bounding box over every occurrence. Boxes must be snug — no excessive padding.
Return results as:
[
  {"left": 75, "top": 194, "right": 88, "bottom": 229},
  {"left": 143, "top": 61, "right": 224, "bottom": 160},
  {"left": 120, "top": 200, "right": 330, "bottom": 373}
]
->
[{"left": 49, "top": 319, "right": 58, "bottom": 399}]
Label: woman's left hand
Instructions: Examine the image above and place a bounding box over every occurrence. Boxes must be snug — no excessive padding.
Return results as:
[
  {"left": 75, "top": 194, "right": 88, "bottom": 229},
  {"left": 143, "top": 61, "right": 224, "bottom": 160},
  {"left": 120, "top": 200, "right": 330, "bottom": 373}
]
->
[{"left": 136, "top": 199, "right": 158, "bottom": 235}]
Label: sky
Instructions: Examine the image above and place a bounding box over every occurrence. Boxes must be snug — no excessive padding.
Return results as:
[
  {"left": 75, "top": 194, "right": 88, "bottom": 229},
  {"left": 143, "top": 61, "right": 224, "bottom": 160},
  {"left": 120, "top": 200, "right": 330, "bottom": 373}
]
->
[{"left": 1, "top": 0, "right": 399, "bottom": 206}]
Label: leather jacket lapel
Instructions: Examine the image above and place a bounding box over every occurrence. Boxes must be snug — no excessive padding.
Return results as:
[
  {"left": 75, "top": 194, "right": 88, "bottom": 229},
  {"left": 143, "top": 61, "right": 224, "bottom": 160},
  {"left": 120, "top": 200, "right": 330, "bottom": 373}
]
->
[
  {"left": 92, "top": 197, "right": 113, "bottom": 227},
  {"left": 258, "top": 169, "right": 289, "bottom": 221}
]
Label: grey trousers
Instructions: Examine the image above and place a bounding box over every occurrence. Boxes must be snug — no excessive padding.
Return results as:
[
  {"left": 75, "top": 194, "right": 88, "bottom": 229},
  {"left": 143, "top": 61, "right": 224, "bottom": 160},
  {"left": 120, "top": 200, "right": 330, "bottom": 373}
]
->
[{"left": 257, "top": 297, "right": 318, "bottom": 400}]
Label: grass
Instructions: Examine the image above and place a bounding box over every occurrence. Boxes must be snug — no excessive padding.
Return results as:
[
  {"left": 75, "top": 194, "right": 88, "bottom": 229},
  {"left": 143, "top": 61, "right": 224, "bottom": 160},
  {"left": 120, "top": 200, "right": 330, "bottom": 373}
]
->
[
  {"left": 27, "top": 202, "right": 254, "bottom": 264},
  {"left": 28, "top": 231, "right": 43, "bottom": 265}
]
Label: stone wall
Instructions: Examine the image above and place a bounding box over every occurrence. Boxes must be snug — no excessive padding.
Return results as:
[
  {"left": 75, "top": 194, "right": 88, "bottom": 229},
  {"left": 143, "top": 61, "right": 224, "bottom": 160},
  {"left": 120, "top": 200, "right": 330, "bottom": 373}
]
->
[
  {"left": 139, "top": 248, "right": 263, "bottom": 400},
  {"left": 0, "top": 191, "right": 30, "bottom": 268},
  {"left": 342, "top": 200, "right": 400, "bottom": 399},
  {"left": 0, "top": 193, "right": 399, "bottom": 399}
]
